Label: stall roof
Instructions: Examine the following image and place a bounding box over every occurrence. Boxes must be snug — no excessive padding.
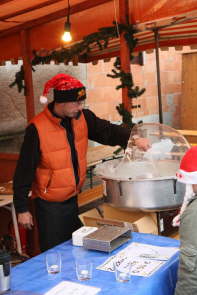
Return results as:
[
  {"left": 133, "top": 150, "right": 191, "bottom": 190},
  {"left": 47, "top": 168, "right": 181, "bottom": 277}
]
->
[{"left": 0, "top": 0, "right": 197, "bottom": 62}]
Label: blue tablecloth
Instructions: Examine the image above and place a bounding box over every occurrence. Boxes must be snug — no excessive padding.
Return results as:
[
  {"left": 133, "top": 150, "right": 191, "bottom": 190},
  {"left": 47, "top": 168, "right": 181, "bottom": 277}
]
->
[{"left": 11, "top": 233, "right": 180, "bottom": 295}]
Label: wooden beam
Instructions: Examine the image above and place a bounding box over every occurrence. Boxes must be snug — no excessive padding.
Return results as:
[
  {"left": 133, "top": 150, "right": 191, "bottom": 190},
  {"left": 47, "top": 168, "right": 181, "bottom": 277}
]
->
[
  {"left": 0, "top": 0, "right": 112, "bottom": 38},
  {"left": 0, "top": 0, "right": 63, "bottom": 22},
  {"left": 178, "top": 129, "right": 197, "bottom": 136},
  {"left": 0, "top": 153, "right": 18, "bottom": 160},
  {"left": 119, "top": 0, "right": 131, "bottom": 111},
  {"left": 0, "top": 0, "right": 15, "bottom": 5},
  {"left": 0, "top": 153, "right": 18, "bottom": 182},
  {"left": 83, "top": 50, "right": 119, "bottom": 63},
  {"left": 20, "top": 30, "right": 35, "bottom": 122}
]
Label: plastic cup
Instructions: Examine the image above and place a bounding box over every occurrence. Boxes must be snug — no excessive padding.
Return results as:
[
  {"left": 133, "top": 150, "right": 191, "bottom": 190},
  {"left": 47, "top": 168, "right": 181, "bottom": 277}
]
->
[
  {"left": 114, "top": 260, "right": 131, "bottom": 283},
  {"left": 75, "top": 260, "right": 93, "bottom": 281},
  {"left": 46, "top": 251, "right": 61, "bottom": 274}
]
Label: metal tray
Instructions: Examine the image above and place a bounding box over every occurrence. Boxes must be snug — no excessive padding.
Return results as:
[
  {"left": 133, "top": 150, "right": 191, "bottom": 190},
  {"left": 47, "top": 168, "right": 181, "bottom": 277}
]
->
[{"left": 83, "top": 225, "right": 131, "bottom": 252}]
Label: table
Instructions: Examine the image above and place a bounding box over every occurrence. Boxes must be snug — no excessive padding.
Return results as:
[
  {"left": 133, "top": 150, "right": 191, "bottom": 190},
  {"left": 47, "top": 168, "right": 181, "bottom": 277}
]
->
[
  {"left": 0, "top": 195, "right": 22, "bottom": 254},
  {"left": 11, "top": 232, "right": 180, "bottom": 295},
  {"left": 86, "top": 145, "right": 122, "bottom": 189},
  {"left": 87, "top": 145, "right": 122, "bottom": 167}
]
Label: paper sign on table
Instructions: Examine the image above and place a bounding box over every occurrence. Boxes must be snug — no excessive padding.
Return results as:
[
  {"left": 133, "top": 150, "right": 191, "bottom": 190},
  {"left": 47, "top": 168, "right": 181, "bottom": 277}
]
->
[
  {"left": 119, "top": 242, "right": 179, "bottom": 261},
  {"left": 97, "top": 254, "right": 165, "bottom": 277},
  {"left": 44, "top": 281, "right": 101, "bottom": 295},
  {"left": 97, "top": 242, "right": 179, "bottom": 277}
]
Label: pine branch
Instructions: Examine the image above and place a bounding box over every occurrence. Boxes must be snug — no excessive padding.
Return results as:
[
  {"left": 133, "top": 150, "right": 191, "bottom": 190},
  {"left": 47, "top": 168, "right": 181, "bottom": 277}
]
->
[
  {"left": 10, "top": 23, "right": 120, "bottom": 93},
  {"left": 105, "top": 24, "right": 146, "bottom": 155},
  {"left": 9, "top": 65, "right": 25, "bottom": 94}
]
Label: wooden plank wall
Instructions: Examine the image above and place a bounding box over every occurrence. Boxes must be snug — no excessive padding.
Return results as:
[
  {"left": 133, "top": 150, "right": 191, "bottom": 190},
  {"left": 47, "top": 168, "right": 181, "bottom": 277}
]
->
[
  {"left": 0, "top": 153, "right": 18, "bottom": 182},
  {"left": 181, "top": 52, "right": 197, "bottom": 143}
]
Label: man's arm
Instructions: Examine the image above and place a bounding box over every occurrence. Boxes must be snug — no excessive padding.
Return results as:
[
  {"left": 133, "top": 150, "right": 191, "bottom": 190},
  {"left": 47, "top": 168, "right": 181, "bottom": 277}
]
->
[
  {"left": 83, "top": 109, "right": 150, "bottom": 150},
  {"left": 83, "top": 109, "right": 130, "bottom": 148},
  {"left": 13, "top": 124, "right": 40, "bottom": 228}
]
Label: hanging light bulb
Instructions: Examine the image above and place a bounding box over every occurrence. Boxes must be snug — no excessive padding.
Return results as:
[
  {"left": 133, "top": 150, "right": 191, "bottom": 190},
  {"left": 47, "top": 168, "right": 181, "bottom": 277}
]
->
[
  {"left": 62, "top": 0, "right": 72, "bottom": 42},
  {"left": 62, "top": 22, "right": 72, "bottom": 42}
]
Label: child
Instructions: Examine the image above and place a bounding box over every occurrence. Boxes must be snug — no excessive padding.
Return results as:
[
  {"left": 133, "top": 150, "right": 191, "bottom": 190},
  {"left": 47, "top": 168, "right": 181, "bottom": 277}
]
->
[{"left": 173, "top": 146, "right": 197, "bottom": 295}]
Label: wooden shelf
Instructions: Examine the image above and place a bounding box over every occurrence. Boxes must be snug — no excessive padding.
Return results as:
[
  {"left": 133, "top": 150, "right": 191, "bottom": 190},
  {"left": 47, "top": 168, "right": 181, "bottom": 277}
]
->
[{"left": 78, "top": 184, "right": 103, "bottom": 207}]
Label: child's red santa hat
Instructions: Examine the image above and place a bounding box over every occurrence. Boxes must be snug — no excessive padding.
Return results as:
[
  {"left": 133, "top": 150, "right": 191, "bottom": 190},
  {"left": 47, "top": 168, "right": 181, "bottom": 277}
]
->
[
  {"left": 40, "top": 73, "right": 86, "bottom": 104},
  {"left": 176, "top": 146, "right": 197, "bottom": 184}
]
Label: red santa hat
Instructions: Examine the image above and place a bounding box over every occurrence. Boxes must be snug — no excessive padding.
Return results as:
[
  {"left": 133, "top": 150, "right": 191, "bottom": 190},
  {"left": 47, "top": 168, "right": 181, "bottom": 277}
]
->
[
  {"left": 176, "top": 146, "right": 197, "bottom": 184},
  {"left": 172, "top": 146, "right": 196, "bottom": 227},
  {"left": 40, "top": 73, "right": 86, "bottom": 104}
]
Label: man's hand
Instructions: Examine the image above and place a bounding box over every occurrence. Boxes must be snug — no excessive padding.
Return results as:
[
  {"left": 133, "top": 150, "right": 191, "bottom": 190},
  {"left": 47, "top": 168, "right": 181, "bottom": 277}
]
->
[
  {"left": 134, "top": 137, "right": 151, "bottom": 151},
  {"left": 18, "top": 212, "right": 33, "bottom": 230}
]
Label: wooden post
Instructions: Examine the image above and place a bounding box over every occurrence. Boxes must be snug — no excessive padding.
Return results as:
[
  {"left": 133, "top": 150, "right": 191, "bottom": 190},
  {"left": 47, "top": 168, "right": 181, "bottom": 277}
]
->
[
  {"left": 153, "top": 28, "right": 163, "bottom": 124},
  {"left": 20, "top": 30, "right": 35, "bottom": 122},
  {"left": 119, "top": 0, "right": 131, "bottom": 111}
]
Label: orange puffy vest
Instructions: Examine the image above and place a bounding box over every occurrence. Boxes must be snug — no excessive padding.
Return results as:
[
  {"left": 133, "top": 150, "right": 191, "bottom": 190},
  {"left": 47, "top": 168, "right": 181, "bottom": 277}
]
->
[{"left": 31, "top": 107, "right": 88, "bottom": 202}]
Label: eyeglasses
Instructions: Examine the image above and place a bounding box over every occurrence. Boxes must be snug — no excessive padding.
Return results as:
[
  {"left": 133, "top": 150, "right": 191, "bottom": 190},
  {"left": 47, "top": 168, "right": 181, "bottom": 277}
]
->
[{"left": 71, "top": 101, "right": 85, "bottom": 107}]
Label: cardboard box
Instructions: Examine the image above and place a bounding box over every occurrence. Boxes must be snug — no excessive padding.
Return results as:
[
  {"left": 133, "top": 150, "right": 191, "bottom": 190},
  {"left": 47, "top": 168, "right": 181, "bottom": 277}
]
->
[
  {"left": 80, "top": 204, "right": 145, "bottom": 224},
  {"left": 102, "top": 204, "right": 145, "bottom": 223},
  {"left": 134, "top": 215, "right": 158, "bottom": 235},
  {"left": 81, "top": 206, "right": 158, "bottom": 236},
  {"left": 79, "top": 198, "right": 181, "bottom": 237}
]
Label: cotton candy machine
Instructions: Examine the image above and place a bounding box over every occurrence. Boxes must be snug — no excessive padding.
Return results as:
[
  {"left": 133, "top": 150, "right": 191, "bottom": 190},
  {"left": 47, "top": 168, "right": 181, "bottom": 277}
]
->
[{"left": 95, "top": 123, "right": 190, "bottom": 212}]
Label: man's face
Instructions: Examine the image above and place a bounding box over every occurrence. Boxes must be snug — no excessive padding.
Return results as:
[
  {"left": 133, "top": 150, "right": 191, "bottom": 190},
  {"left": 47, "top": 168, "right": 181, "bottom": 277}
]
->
[{"left": 56, "top": 101, "right": 85, "bottom": 118}]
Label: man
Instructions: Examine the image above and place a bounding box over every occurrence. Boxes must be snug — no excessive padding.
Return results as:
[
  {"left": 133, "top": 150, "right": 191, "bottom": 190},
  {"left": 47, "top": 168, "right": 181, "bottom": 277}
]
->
[
  {"left": 174, "top": 146, "right": 197, "bottom": 295},
  {"left": 13, "top": 73, "right": 150, "bottom": 252}
]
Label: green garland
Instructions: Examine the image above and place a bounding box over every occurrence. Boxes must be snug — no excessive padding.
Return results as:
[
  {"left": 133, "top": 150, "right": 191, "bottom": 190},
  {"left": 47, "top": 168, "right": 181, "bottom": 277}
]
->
[
  {"left": 107, "top": 23, "right": 145, "bottom": 130},
  {"left": 9, "top": 22, "right": 120, "bottom": 93},
  {"left": 107, "top": 23, "right": 145, "bottom": 154},
  {"left": 9, "top": 22, "right": 145, "bottom": 132},
  {"left": 107, "top": 57, "right": 145, "bottom": 128}
]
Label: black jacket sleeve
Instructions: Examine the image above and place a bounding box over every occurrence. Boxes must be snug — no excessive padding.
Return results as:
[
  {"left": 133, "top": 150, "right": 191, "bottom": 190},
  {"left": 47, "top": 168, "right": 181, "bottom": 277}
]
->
[
  {"left": 83, "top": 109, "right": 130, "bottom": 148},
  {"left": 13, "top": 124, "right": 40, "bottom": 213}
]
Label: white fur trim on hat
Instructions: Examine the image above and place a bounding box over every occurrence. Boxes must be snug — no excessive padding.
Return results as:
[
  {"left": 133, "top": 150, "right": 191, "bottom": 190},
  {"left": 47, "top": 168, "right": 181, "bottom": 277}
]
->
[
  {"left": 40, "top": 96, "right": 48, "bottom": 104},
  {"left": 176, "top": 169, "right": 197, "bottom": 184}
]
